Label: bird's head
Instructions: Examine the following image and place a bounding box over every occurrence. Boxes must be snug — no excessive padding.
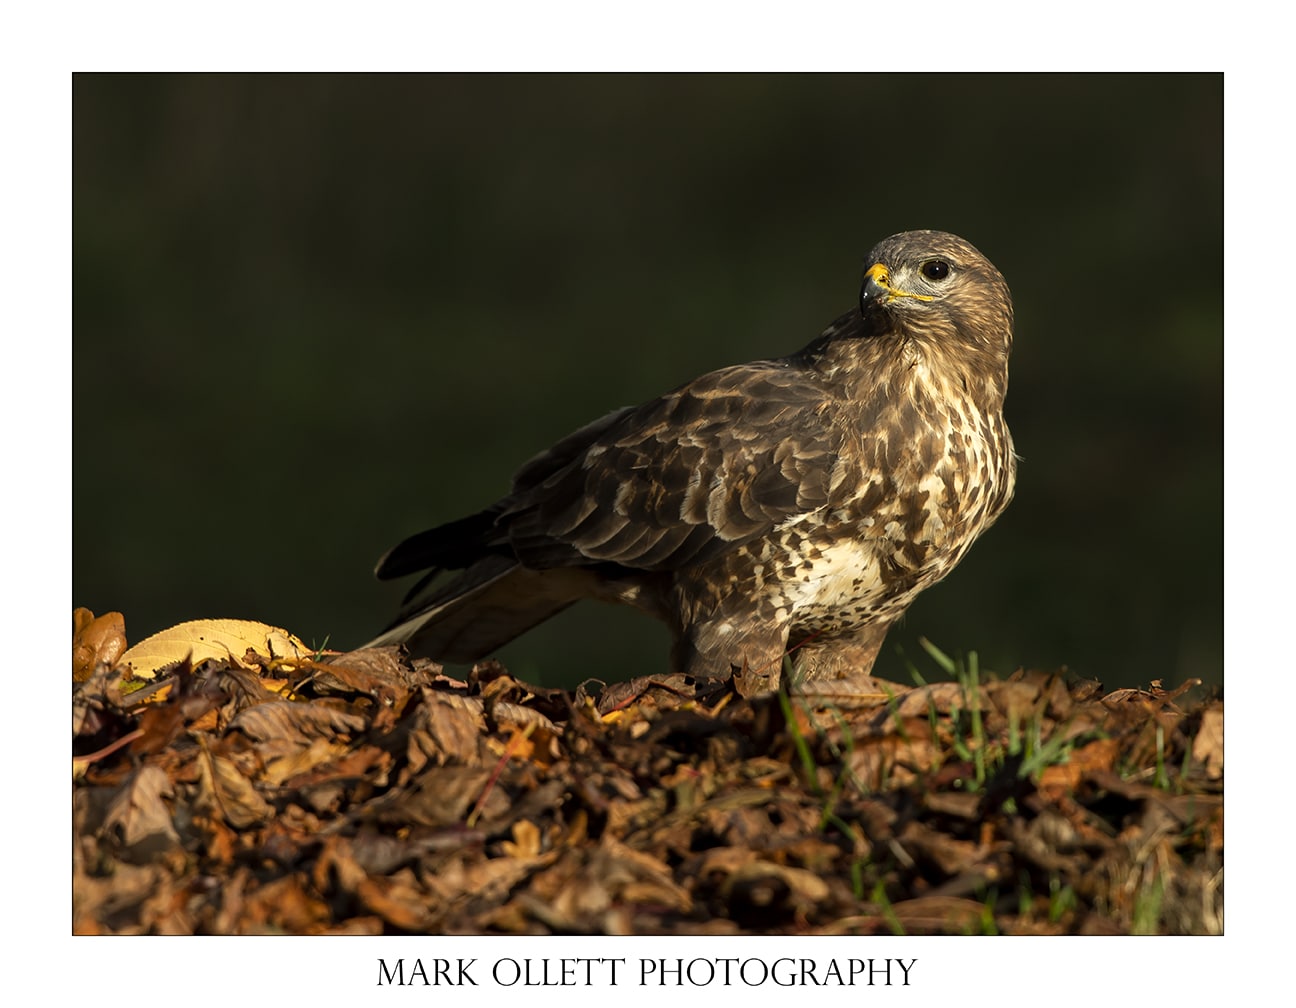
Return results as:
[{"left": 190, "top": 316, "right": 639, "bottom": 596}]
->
[{"left": 858, "top": 230, "right": 1013, "bottom": 361}]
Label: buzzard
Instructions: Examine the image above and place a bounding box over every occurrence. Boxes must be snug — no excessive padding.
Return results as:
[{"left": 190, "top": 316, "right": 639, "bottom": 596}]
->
[{"left": 370, "top": 230, "right": 1015, "bottom": 692}]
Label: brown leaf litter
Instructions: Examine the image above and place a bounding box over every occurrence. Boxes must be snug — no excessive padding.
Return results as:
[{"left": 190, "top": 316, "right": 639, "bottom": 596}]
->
[{"left": 72, "top": 631, "right": 1223, "bottom": 935}]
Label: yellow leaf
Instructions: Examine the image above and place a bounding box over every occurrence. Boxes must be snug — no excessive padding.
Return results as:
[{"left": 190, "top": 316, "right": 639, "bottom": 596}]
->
[
  {"left": 118, "top": 619, "right": 311, "bottom": 679},
  {"left": 500, "top": 818, "right": 542, "bottom": 858}
]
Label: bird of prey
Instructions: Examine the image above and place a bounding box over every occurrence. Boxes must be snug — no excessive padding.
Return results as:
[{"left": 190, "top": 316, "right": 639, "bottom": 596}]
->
[{"left": 370, "top": 230, "right": 1015, "bottom": 693}]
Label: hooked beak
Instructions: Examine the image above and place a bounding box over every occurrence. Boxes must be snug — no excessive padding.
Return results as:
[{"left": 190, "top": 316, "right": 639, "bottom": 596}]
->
[{"left": 861, "top": 263, "right": 934, "bottom": 306}]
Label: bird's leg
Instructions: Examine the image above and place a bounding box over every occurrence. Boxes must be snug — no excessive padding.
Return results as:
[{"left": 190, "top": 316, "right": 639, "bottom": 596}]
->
[
  {"left": 670, "top": 617, "right": 792, "bottom": 696},
  {"left": 789, "top": 618, "right": 897, "bottom": 682}
]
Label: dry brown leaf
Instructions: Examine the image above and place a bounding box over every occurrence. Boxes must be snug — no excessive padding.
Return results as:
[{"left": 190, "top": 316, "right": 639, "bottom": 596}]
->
[
  {"left": 1192, "top": 704, "right": 1223, "bottom": 780},
  {"left": 228, "top": 698, "right": 367, "bottom": 745},
  {"left": 889, "top": 895, "right": 987, "bottom": 932},
  {"left": 195, "top": 748, "right": 275, "bottom": 829},
  {"left": 102, "top": 765, "right": 180, "bottom": 859},
  {"left": 607, "top": 842, "right": 693, "bottom": 914},
  {"left": 797, "top": 673, "right": 910, "bottom": 709},
  {"left": 702, "top": 848, "right": 831, "bottom": 900},
  {"left": 73, "top": 859, "right": 172, "bottom": 935},
  {"left": 987, "top": 678, "right": 1050, "bottom": 725},
  {"left": 501, "top": 818, "right": 543, "bottom": 858},
  {"left": 1039, "top": 737, "right": 1122, "bottom": 796},
  {"left": 73, "top": 607, "right": 94, "bottom": 638},
  {"left": 899, "top": 819, "right": 984, "bottom": 877},
  {"left": 374, "top": 766, "right": 500, "bottom": 828},
  {"left": 523, "top": 839, "right": 692, "bottom": 930},
  {"left": 237, "top": 874, "right": 332, "bottom": 934},
  {"left": 118, "top": 618, "right": 311, "bottom": 679},
  {"left": 847, "top": 720, "right": 942, "bottom": 789},
  {"left": 73, "top": 608, "right": 128, "bottom": 682},
  {"left": 438, "top": 848, "right": 562, "bottom": 931},
  {"left": 71, "top": 643, "right": 1224, "bottom": 937},
  {"left": 406, "top": 694, "right": 491, "bottom": 770},
  {"left": 261, "top": 737, "right": 354, "bottom": 787},
  {"left": 356, "top": 870, "right": 437, "bottom": 931},
  {"left": 890, "top": 680, "right": 988, "bottom": 718}
]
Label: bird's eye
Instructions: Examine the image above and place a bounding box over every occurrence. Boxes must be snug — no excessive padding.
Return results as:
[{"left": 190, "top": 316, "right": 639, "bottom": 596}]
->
[{"left": 921, "top": 260, "right": 951, "bottom": 281}]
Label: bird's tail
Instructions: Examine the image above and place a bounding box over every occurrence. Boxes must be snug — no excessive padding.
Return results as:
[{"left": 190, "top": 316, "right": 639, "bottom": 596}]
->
[
  {"left": 364, "top": 555, "right": 591, "bottom": 663},
  {"left": 374, "top": 508, "right": 504, "bottom": 582}
]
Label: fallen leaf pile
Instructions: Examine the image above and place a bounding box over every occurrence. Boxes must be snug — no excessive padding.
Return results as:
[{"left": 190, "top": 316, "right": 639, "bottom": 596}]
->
[{"left": 72, "top": 614, "right": 1223, "bottom": 935}]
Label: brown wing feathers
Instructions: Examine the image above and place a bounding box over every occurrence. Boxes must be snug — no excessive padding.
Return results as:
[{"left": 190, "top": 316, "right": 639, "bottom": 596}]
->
[{"left": 503, "top": 361, "right": 843, "bottom": 570}]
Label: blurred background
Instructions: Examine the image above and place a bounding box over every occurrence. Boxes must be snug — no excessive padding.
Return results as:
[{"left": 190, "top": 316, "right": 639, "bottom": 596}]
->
[{"left": 73, "top": 74, "right": 1222, "bottom": 690}]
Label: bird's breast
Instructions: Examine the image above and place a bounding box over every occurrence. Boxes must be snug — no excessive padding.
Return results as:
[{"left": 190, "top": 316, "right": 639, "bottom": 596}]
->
[{"left": 756, "top": 395, "right": 1013, "bottom": 634}]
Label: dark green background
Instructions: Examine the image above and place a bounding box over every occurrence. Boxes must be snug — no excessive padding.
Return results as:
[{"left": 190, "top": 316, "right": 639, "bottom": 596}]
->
[{"left": 73, "top": 74, "right": 1222, "bottom": 689}]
